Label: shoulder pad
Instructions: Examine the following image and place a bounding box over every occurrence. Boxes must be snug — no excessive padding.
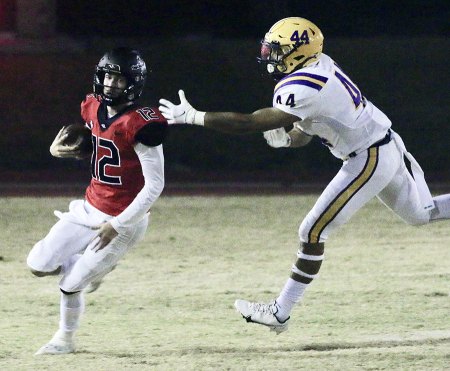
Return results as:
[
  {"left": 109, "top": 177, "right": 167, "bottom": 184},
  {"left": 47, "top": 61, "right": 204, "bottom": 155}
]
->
[{"left": 135, "top": 121, "right": 169, "bottom": 147}]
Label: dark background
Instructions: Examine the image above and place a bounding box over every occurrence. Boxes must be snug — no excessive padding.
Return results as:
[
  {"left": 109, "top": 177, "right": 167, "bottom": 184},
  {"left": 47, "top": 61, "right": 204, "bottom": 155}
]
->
[
  {"left": 54, "top": 0, "right": 449, "bottom": 38},
  {"left": 0, "top": 0, "right": 449, "bottom": 189}
]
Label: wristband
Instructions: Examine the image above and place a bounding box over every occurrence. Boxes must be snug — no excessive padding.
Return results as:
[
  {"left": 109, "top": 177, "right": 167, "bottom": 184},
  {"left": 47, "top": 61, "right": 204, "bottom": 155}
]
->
[{"left": 193, "top": 111, "right": 206, "bottom": 126}]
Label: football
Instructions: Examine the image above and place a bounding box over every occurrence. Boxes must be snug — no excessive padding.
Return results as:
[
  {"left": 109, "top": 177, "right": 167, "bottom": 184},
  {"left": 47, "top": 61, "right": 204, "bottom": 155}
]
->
[{"left": 61, "top": 124, "right": 93, "bottom": 157}]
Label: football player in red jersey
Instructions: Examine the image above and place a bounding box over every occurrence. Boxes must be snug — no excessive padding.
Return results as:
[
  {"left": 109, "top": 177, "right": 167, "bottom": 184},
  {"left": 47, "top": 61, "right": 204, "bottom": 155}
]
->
[{"left": 27, "top": 47, "right": 168, "bottom": 355}]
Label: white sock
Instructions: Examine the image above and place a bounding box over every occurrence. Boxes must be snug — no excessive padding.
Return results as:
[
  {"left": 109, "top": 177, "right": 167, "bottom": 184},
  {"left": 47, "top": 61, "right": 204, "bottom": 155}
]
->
[
  {"left": 275, "top": 278, "right": 309, "bottom": 321},
  {"left": 58, "top": 291, "right": 85, "bottom": 337}
]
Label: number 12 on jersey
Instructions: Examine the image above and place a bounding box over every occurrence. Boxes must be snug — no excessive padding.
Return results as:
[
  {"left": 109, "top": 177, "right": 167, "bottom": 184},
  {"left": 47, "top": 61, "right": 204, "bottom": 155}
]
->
[{"left": 91, "top": 135, "right": 122, "bottom": 185}]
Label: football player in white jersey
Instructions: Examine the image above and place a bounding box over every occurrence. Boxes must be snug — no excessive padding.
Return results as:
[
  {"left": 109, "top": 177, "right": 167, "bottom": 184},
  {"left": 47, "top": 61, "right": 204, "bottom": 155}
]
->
[{"left": 159, "top": 17, "right": 450, "bottom": 334}]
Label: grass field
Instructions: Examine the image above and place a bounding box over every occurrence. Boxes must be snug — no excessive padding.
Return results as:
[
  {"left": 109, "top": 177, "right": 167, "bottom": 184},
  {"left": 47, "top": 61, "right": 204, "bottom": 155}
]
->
[{"left": 0, "top": 195, "right": 449, "bottom": 370}]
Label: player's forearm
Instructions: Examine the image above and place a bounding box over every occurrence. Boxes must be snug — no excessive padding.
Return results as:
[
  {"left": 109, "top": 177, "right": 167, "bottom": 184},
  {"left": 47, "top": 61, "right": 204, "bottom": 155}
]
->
[
  {"left": 204, "top": 112, "right": 260, "bottom": 134},
  {"left": 204, "top": 110, "right": 298, "bottom": 134},
  {"left": 110, "top": 144, "right": 164, "bottom": 233},
  {"left": 111, "top": 175, "right": 163, "bottom": 231}
]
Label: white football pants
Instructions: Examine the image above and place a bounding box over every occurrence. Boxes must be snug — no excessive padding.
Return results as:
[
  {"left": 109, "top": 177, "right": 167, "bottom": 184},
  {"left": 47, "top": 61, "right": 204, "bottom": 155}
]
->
[
  {"left": 299, "top": 132, "right": 434, "bottom": 243},
  {"left": 27, "top": 199, "right": 148, "bottom": 292}
]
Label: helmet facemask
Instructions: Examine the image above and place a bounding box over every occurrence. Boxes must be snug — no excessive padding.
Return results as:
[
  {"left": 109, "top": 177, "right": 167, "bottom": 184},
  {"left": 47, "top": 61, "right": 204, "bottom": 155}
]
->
[
  {"left": 94, "top": 68, "right": 143, "bottom": 106},
  {"left": 93, "top": 47, "right": 147, "bottom": 106},
  {"left": 258, "top": 40, "right": 301, "bottom": 81}
]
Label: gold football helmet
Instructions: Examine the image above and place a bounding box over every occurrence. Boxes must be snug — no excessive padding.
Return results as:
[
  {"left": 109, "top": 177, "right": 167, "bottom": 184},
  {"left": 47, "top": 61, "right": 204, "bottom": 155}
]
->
[{"left": 258, "top": 17, "right": 324, "bottom": 80}]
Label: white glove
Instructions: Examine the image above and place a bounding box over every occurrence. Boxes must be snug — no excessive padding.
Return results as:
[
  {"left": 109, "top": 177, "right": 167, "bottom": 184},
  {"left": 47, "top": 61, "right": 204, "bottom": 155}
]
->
[
  {"left": 263, "top": 128, "right": 291, "bottom": 148},
  {"left": 158, "top": 90, "right": 205, "bottom": 125},
  {"left": 49, "top": 126, "right": 85, "bottom": 158}
]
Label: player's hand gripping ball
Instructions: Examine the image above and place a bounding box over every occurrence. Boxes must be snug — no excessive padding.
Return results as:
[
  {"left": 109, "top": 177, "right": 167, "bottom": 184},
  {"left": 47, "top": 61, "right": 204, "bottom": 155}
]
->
[{"left": 50, "top": 124, "right": 92, "bottom": 159}]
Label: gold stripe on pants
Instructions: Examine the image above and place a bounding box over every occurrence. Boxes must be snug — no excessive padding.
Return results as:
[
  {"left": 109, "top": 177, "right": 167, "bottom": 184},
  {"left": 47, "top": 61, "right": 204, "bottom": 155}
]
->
[{"left": 308, "top": 147, "right": 379, "bottom": 243}]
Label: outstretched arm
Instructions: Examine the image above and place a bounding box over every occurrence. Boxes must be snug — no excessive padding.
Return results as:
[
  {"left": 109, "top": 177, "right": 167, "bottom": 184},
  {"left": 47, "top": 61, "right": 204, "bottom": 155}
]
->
[
  {"left": 204, "top": 108, "right": 299, "bottom": 134},
  {"left": 159, "top": 90, "right": 299, "bottom": 134}
]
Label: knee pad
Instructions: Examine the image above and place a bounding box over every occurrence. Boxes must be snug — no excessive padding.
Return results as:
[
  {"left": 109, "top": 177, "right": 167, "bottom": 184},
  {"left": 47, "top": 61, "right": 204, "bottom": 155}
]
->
[
  {"left": 299, "top": 218, "right": 327, "bottom": 243},
  {"left": 27, "top": 241, "right": 61, "bottom": 275},
  {"left": 27, "top": 240, "right": 61, "bottom": 275},
  {"left": 299, "top": 213, "right": 330, "bottom": 243}
]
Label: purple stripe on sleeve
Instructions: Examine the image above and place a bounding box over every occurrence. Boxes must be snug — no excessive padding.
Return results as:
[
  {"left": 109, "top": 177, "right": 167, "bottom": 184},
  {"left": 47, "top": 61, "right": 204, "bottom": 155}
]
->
[
  {"left": 288, "top": 72, "right": 328, "bottom": 83},
  {"left": 274, "top": 79, "right": 323, "bottom": 94}
]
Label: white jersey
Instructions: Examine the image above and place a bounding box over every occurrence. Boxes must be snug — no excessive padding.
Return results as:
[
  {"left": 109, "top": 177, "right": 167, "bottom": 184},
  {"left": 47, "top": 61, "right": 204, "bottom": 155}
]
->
[{"left": 273, "top": 53, "right": 391, "bottom": 159}]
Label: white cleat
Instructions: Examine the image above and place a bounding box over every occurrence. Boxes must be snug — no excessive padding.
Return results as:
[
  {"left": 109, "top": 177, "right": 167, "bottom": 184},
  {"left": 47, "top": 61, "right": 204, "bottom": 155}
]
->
[
  {"left": 34, "top": 340, "right": 75, "bottom": 355},
  {"left": 234, "top": 299, "right": 289, "bottom": 334}
]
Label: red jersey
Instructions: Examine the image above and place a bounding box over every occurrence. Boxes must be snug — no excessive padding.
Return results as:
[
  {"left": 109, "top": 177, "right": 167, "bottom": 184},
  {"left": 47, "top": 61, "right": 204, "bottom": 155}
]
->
[{"left": 81, "top": 95, "right": 166, "bottom": 216}]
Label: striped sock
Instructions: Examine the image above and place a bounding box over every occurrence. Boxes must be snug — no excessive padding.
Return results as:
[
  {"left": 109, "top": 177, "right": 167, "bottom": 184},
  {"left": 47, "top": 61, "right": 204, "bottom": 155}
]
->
[{"left": 276, "top": 242, "right": 325, "bottom": 320}]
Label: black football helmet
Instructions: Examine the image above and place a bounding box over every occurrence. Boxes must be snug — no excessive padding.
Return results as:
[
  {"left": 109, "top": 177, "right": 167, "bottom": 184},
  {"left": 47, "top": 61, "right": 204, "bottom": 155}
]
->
[{"left": 93, "top": 47, "right": 148, "bottom": 106}]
